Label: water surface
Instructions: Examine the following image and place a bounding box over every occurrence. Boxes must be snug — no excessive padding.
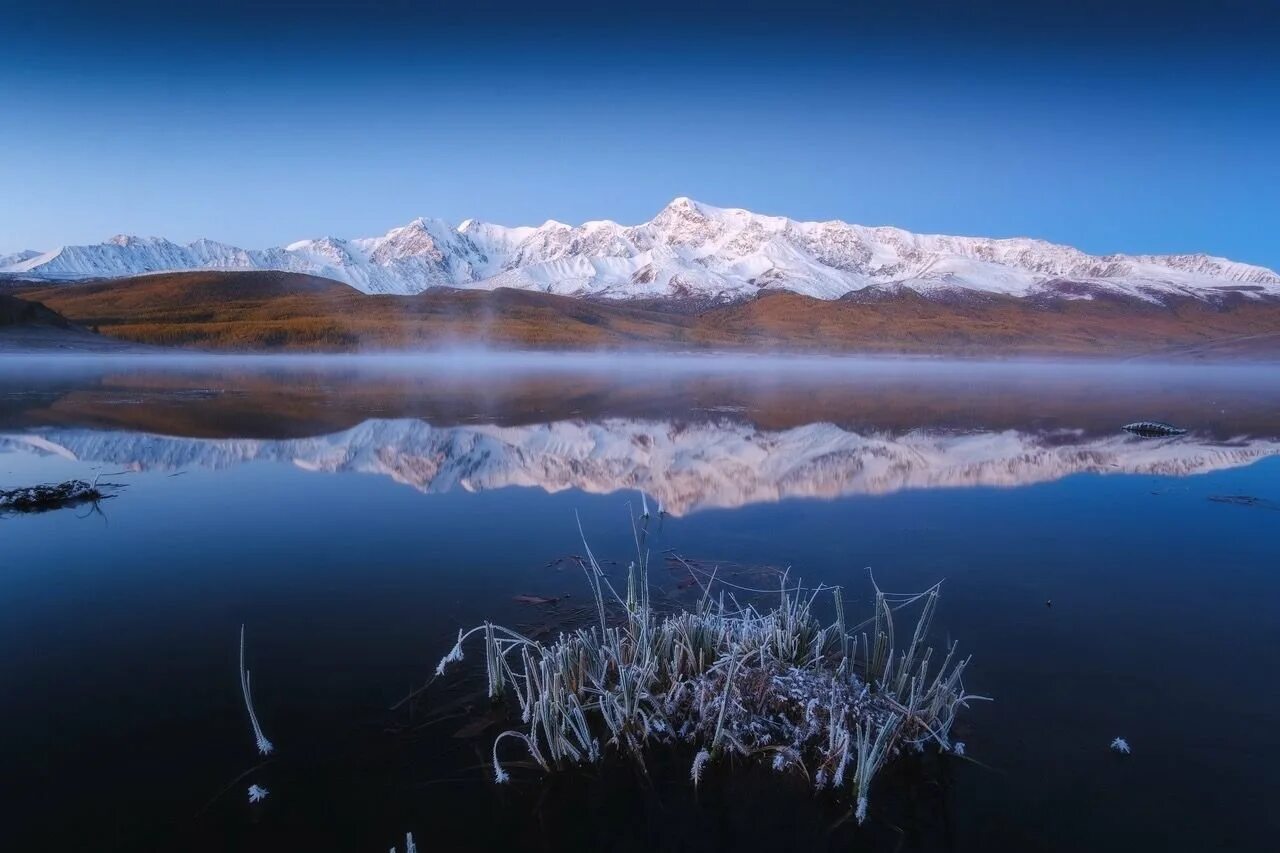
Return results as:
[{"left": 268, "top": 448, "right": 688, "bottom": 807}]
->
[{"left": 2, "top": 355, "right": 1278, "bottom": 852}]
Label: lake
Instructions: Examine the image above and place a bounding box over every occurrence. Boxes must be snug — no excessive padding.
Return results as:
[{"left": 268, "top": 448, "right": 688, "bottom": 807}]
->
[{"left": 2, "top": 354, "right": 1278, "bottom": 852}]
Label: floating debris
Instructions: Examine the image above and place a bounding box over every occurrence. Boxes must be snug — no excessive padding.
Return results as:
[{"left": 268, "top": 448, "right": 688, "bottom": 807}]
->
[
  {"left": 512, "top": 594, "right": 566, "bottom": 606},
  {"left": 1208, "top": 495, "right": 1280, "bottom": 511},
  {"left": 1110, "top": 737, "right": 1131, "bottom": 755},
  {"left": 0, "top": 479, "right": 110, "bottom": 514},
  {"left": 247, "top": 784, "right": 269, "bottom": 803},
  {"left": 1122, "top": 421, "right": 1187, "bottom": 437},
  {"left": 434, "top": 514, "right": 985, "bottom": 824}
]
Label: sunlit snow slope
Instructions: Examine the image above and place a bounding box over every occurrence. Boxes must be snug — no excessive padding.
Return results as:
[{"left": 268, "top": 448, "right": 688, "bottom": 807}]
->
[{"left": 7, "top": 198, "right": 1278, "bottom": 303}]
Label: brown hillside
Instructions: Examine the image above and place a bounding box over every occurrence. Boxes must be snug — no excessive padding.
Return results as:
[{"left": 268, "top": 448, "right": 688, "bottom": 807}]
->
[
  {"left": 17, "top": 271, "right": 713, "bottom": 350},
  {"left": 15, "top": 270, "right": 1280, "bottom": 357}
]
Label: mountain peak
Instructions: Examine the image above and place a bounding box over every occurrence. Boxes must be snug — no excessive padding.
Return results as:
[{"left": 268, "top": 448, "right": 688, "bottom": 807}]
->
[
  {"left": 658, "top": 196, "right": 711, "bottom": 216},
  {"left": 5, "top": 202, "right": 1278, "bottom": 301},
  {"left": 394, "top": 217, "right": 430, "bottom": 233}
]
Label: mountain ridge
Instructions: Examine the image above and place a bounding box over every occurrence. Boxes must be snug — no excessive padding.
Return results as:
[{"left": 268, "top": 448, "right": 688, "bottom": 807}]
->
[{"left": 6, "top": 198, "right": 1278, "bottom": 304}]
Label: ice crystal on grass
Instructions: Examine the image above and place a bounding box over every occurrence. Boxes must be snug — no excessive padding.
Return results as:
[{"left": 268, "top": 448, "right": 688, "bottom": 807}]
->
[
  {"left": 239, "top": 625, "right": 274, "bottom": 756},
  {"left": 435, "top": 629, "right": 465, "bottom": 676},
  {"left": 1110, "top": 737, "right": 1131, "bottom": 754},
  {"left": 247, "top": 784, "right": 269, "bottom": 803},
  {"left": 434, "top": 515, "right": 986, "bottom": 823},
  {"left": 691, "top": 749, "right": 711, "bottom": 785}
]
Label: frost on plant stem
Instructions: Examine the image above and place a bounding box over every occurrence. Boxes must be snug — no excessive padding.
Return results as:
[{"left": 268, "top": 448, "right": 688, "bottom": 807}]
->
[
  {"left": 247, "top": 784, "right": 269, "bottom": 804},
  {"left": 239, "top": 625, "right": 274, "bottom": 756},
  {"left": 1110, "top": 737, "right": 1131, "bottom": 755},
  {"left": 391, "top": 831, "right": 418, "bottom": 853},
  {"left": 432, "top": 514, "right": 987, "bottom": 820},
  {"left": 436, "top": 629, "right": 465, "bottom": 676},
  {"left": 953, "top": 741, "right": 966, "bottom": 757},
  {"left": 691, "top": 749, "right": 711, "bottom": 785}
]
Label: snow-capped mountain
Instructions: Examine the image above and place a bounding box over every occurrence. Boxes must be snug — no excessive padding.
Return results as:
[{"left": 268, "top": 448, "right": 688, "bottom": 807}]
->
[
  {"left": 4, "top": 418, "right": 1276, "bottom": 515},
  {"left": 6, "top": 198, "right": 1278, "bottom": 303}
]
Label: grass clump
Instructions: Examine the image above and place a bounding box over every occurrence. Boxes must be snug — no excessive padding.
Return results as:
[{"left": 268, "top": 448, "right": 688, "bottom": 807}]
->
[{"left": 434, "top": 513, "right": 985, "bottom": 823}]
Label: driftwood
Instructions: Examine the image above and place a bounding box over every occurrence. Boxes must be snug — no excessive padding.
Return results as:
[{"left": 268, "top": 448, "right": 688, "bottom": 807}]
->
[{"left": 0, "top": 479, "right": 110, "bottom": 514}]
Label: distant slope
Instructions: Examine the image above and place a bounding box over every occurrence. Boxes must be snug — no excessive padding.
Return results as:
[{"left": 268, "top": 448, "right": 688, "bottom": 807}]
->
[
  {"left": 0, "top": 290, "right": 149, "bottom": 352},
  {"left": 15, "top": 271, "right": 708, "bottom": 350},
  {"left": 702, "top": 289, "right": 1280, "bottom": 357},
  {"left": 15, "top": 270, "right": 1280, "bottom": 357},
  {"left": 6, "top": 197, "right": 1279, "bottom": 303}
]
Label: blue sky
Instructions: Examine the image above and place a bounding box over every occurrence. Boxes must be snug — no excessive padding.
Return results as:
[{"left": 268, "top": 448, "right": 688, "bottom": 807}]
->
[{"left": 3, "top": 1, "right": 1279, "bottom": 267}]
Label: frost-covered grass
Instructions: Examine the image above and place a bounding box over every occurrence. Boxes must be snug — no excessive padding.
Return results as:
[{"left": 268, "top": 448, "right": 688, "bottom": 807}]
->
[
  {"left": 239, "top": 625, "right": 274, "bottom": 756},
  {"left": 433, "top": 514, "right": 985, "bottom": 823}
]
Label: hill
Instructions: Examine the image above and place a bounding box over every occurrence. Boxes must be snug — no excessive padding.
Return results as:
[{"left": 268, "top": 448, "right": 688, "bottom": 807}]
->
[{"left": 14, "top": 270, "right": 1280, "bottom": 357}]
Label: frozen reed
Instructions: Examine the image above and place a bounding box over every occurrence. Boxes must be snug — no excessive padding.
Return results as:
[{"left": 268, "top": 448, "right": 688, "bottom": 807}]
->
[
  {"left": 239, "top": 624, "right": 275, "bottom": 756},
  {"left": 434, "top": 513, "right": 985, "bottom": 823}
]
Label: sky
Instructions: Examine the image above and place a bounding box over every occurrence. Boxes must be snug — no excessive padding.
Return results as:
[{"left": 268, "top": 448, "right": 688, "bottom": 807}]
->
[{"left": 3, "top": 1, "right": 1279, "bottom": 267}]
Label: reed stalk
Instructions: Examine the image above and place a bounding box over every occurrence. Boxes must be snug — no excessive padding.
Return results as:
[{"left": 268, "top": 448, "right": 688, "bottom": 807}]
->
[{"left": 433, "top": 515, "right": 986, "bottom": 823}]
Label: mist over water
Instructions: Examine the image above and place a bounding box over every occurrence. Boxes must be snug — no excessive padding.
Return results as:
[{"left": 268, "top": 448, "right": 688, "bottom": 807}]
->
[{"left": 2, "top": 354, "right": 1279, "bottom": 851}]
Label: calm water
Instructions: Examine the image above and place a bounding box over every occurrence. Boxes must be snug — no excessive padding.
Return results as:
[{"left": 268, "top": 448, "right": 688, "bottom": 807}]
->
[{"left": 1, "top": 355, "right": 1278, "bottom": 852}]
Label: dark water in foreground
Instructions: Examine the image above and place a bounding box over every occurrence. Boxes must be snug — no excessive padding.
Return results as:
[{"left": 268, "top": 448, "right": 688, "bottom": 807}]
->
[{"left": 1, "top": 355, "right": 1278, "bottom": 852}]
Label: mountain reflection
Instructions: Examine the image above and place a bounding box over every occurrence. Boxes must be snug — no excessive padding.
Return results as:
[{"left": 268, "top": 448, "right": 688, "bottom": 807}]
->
[{"left": 4, "top": 418, "right": 1276, "bottom": 515}]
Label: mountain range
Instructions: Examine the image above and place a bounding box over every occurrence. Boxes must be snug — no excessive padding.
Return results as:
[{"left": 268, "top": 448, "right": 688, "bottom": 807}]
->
[{"left": 5, "top": 198, "right": 1278, "bottom": 304}]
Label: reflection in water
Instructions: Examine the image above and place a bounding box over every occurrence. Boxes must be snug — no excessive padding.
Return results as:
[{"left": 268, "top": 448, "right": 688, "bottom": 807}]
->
[
  {"left": 4, "top": 358, "right": 1280, "bottom": 853},
  {"left": 5, "top": 419, "right": 1277, "bottom": 515},
  {"left": 4, "top": 355, "right": 1280, "bottom": 440}
]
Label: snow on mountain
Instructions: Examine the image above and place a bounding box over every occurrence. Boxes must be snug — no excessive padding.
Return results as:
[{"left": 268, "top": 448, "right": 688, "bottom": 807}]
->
[
  {"left": 0, "top": 249, "right": 41, "bottom": 268},
  {"left": 3, "top": 418, "right": 1276, "bottom": 516},
  {"left": 6, "top": 198, "right": 1278, "bottom": 303}
]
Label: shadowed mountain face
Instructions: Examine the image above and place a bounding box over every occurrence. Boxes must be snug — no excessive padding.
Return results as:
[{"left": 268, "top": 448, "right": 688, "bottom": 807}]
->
[
  {"left": 11, "top": 270, "right": 1280, "bottom": 356},
  {"left": 0, "top": 292, "right": 71, "bottom": 327},
  {"left": 0, "top": 290, "right": 148, "bottom": 352}
]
